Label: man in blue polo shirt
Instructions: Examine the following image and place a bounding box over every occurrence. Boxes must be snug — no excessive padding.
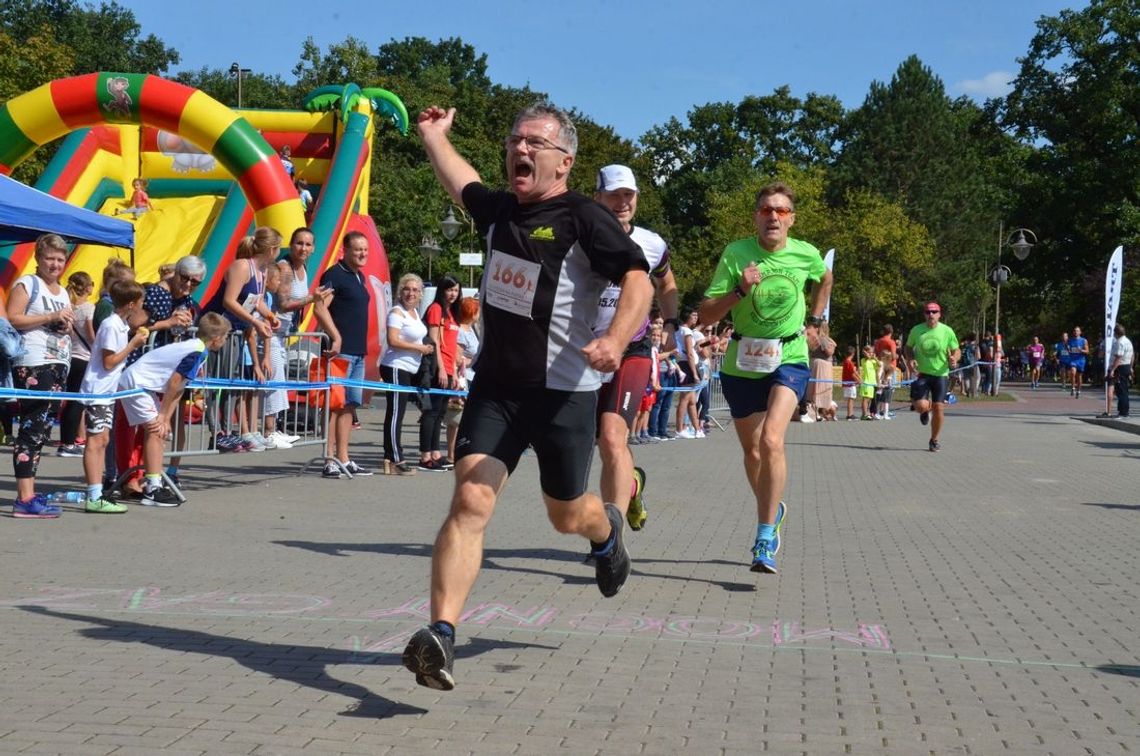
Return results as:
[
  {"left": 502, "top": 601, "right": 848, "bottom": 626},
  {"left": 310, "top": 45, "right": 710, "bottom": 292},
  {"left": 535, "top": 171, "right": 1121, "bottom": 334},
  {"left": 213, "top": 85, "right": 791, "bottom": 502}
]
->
[{"left": 314, "top": 232, "right": 374, "bottom": 478}]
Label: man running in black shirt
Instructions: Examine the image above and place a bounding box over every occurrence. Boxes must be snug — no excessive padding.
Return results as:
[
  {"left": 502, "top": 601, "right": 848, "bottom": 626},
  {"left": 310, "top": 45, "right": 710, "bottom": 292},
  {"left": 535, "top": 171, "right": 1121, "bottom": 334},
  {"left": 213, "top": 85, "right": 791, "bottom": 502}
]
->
[{"left": 402, "top": 103, "right": 652, "bottom": 690}]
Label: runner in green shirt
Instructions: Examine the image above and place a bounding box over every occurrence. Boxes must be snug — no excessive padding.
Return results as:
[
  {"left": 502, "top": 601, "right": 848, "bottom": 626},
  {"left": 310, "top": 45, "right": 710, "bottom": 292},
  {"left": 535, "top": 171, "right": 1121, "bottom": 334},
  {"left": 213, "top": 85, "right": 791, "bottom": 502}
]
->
[
  {"left": 904, "top": 302, "right": 960, "bottom": 452},
  {"left": 699, "top": 182, "right": 832, "bottom": 575}
]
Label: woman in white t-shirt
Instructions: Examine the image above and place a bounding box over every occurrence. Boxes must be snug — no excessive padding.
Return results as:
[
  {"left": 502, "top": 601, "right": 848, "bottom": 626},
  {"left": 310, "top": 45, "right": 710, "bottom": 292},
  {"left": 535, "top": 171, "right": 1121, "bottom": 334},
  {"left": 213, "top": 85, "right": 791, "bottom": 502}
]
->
[
  {"left": 7, "top": 234, "right": 74, "bottom": 517},
  {"left": 58, "top": 271, "right": 96, "bottom": 456},
  {"left": 379, "top": 273, "right": 433, "bottom": 474}
]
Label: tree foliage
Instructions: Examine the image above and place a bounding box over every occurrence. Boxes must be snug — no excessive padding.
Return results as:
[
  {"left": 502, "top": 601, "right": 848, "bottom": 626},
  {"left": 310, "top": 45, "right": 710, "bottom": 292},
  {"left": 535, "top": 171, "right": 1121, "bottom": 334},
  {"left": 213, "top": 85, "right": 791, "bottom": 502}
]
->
[
  {"left": 0, "top": 0, "right": 179, "bottom": 75},
  {"left": 1002, "top": 0, "right": 1140, "bottom": 331},
  {"left": 1, "top": 2, "right": 1136, "bottom": 341}
]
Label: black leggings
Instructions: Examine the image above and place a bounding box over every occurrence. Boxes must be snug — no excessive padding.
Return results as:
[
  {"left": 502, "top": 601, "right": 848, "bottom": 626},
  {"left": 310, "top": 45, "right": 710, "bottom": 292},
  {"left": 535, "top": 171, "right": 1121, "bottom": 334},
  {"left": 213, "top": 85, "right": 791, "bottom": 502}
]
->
[
  {"left": 380, "top": 364, "right": 416, "bottom": 463},
  {"left": 418, "top": 377, "right": 449, "bottom": 456},
  {"left": 12, "top": 363, "right": 67, "bottom": 480},
  {"left": 58, "top": 356, "right": 88, "bottom": 445}
]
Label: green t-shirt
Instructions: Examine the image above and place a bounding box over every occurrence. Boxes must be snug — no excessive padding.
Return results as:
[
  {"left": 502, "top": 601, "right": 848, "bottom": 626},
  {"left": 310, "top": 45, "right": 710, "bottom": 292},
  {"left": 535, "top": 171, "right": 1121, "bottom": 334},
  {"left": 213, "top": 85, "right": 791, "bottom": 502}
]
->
[
  {"left": 906, "top": 322, "right": 959, "bottom": 377},
  {"left": 704, "top": 236, "right": 826, "bottom": 378}
]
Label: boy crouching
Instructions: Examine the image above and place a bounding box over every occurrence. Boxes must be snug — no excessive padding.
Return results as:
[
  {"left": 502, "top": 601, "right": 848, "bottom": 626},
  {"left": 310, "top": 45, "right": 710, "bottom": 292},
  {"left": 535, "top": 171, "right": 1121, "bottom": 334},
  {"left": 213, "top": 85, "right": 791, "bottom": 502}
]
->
[{"left": 117, "top": 313, "right": 231, "bottom": 506}]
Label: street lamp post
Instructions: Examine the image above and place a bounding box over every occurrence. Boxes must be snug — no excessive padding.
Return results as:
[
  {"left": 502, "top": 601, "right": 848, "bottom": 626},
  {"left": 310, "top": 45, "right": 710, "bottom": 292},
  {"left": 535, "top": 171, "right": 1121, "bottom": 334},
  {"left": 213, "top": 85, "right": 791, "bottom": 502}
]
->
[
  {"left": 990, "top": 223, "right": 1036, "bottom": 394},
  {"left": 418, "top": 235, "right": 442, "bottom": 281},
  {"left": 228, "top": 62, "right": 251, "bottom": 108},
  {"left": 440, "top": 205, "right": 479, "bottom": 287}
]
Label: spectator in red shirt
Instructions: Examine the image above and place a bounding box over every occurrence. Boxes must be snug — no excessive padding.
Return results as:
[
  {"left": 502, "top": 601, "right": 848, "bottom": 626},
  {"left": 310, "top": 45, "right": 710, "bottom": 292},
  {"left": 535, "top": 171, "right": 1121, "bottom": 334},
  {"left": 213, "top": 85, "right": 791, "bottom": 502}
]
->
[
  {"left": 841, "top": 345, "right": 859, "bottom": 420},
  {"left": 419, "top": 276, "right": 461, "bottom": 472}
]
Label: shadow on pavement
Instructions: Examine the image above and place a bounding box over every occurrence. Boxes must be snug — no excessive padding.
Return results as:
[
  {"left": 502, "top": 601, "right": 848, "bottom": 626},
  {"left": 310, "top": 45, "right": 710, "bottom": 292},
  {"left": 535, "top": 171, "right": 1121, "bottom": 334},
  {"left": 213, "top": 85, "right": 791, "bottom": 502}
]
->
[
  {"left": 19, "top": 605, "right": 545, "bottom": 717},
  {"left": 1096, "top": 664, "right": 1140, "bottom": 678},
  {"left": 791, "top": 441, "right": 928, "bottom": 452},
  {"left": 275, "top": 541, "right": 754, "bottom": 591},
  {"left": 1079, "top": 440, "right": 1140, "bottom": 450},
  {"left": 1082, "top": 502, "right": 1140, "bottom": 512},
  {"left": 275, "top": 541, "right": 597, "bottom": 586}
]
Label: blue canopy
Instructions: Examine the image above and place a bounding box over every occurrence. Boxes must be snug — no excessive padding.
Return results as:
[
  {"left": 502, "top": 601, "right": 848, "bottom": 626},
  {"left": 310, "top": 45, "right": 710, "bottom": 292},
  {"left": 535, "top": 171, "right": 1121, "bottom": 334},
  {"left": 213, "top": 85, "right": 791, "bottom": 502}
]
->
[{"left": 0, "top": 174, "right": 134, "bottom": 248}]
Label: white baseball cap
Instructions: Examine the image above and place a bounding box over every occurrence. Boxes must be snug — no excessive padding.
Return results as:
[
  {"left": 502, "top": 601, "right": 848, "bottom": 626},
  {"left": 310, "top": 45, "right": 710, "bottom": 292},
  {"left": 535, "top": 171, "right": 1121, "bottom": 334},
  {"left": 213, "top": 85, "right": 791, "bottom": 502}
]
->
[{"left": 596, "top": 164, "right": 638, "bottom": 192}]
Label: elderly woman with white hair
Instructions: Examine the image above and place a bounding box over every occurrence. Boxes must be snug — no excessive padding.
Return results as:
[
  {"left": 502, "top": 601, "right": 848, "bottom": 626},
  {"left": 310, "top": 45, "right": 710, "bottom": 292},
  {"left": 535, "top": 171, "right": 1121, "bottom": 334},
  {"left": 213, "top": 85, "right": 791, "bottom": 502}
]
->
[
  {"left": 379, "top": 272, "right": 434, "bottom": 474},
  {"left": 139, "top": 255, "right": 206, "bottom": 349}
]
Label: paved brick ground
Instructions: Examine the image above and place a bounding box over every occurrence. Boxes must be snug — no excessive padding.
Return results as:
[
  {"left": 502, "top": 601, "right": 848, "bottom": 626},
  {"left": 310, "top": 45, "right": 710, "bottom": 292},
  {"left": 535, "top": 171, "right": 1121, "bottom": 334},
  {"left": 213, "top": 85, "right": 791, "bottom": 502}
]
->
[{"left": 1, "top": 383, "right": 1137, "bottom": 755}]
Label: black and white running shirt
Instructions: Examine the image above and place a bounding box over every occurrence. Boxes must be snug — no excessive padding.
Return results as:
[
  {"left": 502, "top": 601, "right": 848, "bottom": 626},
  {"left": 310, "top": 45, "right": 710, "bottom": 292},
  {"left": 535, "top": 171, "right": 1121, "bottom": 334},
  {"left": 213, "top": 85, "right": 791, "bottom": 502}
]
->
[{"left": 462, "top": 183, "right": 649, "bottom": 391}]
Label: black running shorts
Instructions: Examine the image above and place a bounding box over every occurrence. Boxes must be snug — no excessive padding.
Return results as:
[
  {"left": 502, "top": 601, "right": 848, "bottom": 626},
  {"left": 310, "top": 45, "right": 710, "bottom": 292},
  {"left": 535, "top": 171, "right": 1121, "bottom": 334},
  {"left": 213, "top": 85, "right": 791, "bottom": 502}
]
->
[
  {"left": 455, "top": 382, "right": 598, "bottom": 501},
  {"left": 910, "top": 373, "right": 949, "bottom": 404}
]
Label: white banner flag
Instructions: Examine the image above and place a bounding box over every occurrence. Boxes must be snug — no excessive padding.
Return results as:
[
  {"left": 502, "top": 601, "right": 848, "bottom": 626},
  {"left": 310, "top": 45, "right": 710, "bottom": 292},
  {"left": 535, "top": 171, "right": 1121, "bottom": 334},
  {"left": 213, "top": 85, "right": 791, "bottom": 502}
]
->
[
  {"left": 1103, "top": 245, "right": 1121, "bottom": 376},
  {"left": 1104, "top": 246, "right": 1123, "bottom": 376},
  {"left": 821, "top": 248, "right": 835, "bottom": 323}
]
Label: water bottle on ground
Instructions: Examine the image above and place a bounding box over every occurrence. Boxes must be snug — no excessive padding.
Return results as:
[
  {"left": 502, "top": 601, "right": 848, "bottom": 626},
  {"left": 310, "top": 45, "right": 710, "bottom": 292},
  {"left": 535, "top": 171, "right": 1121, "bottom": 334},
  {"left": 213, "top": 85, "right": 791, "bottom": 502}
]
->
[{"left": 47, "top": 491, "right": 87, "bottom": 504}]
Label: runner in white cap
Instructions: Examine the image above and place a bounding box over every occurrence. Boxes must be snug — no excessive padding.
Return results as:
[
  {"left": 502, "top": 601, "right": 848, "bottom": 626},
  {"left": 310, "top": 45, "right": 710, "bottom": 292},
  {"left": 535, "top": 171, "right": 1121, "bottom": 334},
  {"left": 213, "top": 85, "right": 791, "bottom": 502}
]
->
[{"left": 592, "top": 164, "right": 679, "bottom": 534}]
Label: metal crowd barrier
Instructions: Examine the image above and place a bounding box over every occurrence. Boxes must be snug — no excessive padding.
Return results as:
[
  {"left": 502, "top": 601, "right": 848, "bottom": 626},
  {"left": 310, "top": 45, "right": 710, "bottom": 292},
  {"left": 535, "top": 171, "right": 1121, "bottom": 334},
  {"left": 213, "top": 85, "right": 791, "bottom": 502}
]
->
[{"left": 108, "top": 326, "right": 332, "bottom": 501}]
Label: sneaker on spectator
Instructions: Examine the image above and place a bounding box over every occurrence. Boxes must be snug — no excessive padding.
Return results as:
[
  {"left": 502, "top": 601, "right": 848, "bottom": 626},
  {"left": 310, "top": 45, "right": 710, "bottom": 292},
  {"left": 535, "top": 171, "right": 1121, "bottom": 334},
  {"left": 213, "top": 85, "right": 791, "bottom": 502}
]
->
[
  {"left": 13, "top": 494, "right": 61, "bottom": 519},
  {"left": 215, "top": 433, "right": 241, "bottom": 453},
  {"left": 268, "top": 431, "right": 296, "bottom": 448},
  {"left": 239, "top": 433, "right": 265, "bottom": 452},
  {"left": 436, "top": 457, "right": 455, "bottom": 471},
  {"left": 254, "top": 432, "right": 277, "bottom": 450},
  {"left": 694, "top": 429, "right": 707, "bottom": 437},
  {"left": 56, "top": 443, "right": 83, "bottom": 458},
  {"left": 321, "top": 461, "right": 344, "bottom": 479},
  {"left": 141, "top": 487, "right": 180, "bottom": 507},
  {"left": 417, "top": 459, "right": 445, "bottom": 472},
  {"left": 85, "top": 497, "right": 128, "bottom": 514},
  {"left": 345, "top": 460, "right": 374, "bottom": 477},
  {"left": 677, "top": 427, "right": 696, "bottom": 439}
]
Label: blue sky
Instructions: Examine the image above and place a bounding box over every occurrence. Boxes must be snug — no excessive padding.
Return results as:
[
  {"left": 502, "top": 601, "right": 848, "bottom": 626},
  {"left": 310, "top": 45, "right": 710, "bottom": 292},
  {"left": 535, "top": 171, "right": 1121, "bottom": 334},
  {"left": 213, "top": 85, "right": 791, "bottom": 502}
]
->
[{"left": 119, "top": 0, "right": 1074, "bottom": 142}]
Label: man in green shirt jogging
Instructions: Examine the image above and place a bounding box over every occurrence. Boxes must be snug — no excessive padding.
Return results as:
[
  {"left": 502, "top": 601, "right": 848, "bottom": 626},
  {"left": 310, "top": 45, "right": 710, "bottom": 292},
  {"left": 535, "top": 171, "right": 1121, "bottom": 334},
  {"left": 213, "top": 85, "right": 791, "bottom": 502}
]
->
[
  {"left": 699, "top": 182, "right": 832, "bottom": 575},
  {"left": 904, "top": 302, "right": 960, "bottom": 452}
]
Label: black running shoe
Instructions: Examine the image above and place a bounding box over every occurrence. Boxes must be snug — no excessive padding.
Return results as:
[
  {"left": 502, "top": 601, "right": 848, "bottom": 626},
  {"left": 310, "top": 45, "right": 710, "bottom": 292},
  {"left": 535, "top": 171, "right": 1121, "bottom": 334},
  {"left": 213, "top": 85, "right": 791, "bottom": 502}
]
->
[
  {"left": 929, "top": 439, "right": 941, "bottom": 452},
  {"left": 402, "top": 625, "right": 456, "bottom": 691},
  {"left": 920, "top": 411, "right": 930, "bottom": 426},
  {"left": 593, "top": 503, "right": 631, "bottom": 598}
]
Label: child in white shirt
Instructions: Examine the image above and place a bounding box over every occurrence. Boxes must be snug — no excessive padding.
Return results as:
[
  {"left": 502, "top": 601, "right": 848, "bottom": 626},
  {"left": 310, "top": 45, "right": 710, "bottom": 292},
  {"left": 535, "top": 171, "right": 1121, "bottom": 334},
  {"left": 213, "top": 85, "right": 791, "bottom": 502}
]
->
[{"left": 80, "top": 281, "right": 148, "bottom": 513}]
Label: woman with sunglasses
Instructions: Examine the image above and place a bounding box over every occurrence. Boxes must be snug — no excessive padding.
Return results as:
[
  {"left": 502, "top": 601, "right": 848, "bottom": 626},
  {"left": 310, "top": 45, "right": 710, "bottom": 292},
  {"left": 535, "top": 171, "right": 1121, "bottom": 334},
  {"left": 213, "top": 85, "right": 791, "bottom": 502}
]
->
[
  {"left": 115, "top": 255, "right": 208, "bottom": 495},
  {"left": 135, "top": 255, "right": 204, "bottom": 351}
]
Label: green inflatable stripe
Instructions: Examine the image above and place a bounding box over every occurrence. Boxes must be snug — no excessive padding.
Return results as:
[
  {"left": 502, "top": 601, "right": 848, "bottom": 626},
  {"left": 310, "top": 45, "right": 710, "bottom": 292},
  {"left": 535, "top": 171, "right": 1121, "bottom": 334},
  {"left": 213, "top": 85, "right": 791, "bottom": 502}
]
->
[
  {"left": 214, "top": 118, "right": 274, "bottom": 176},
  {"left": 306, "top": 110, "right": 369, "bottom": 282},
  {"left": 34, "top": 130, "right": 89, "bottom": 189},
  {"left": 196, "top": 182, "right": 252, "bottom": 290},
  {"left": 85, "top": 177, "right": 125, "bottom": 211},
  {"left": 0, "top": 106, "right": 37, "bottom": 169},
  {"left": 145, "top": 179, "right": 235, "bottom": 198}
]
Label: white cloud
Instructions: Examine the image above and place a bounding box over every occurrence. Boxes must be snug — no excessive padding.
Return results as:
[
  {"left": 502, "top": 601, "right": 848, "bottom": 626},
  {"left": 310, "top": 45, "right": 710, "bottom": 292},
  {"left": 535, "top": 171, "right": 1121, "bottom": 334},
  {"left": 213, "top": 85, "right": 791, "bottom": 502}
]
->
[{"left": 956, "top": 70, "right": 1014, "bottom": 99}]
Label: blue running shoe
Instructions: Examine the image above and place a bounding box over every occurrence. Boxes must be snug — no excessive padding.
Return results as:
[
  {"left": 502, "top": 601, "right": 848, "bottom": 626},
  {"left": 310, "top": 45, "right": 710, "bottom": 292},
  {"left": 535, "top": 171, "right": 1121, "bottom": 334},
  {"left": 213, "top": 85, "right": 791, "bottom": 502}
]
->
[
  {"left": 751, "top": 538, "right": 777, "bottom": 574},
  {"left": 771, "top": 501, "right": 787, "bottom": 554},
  {"left": 13, "top": 494, "right": 61, "bottom": 519}
]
